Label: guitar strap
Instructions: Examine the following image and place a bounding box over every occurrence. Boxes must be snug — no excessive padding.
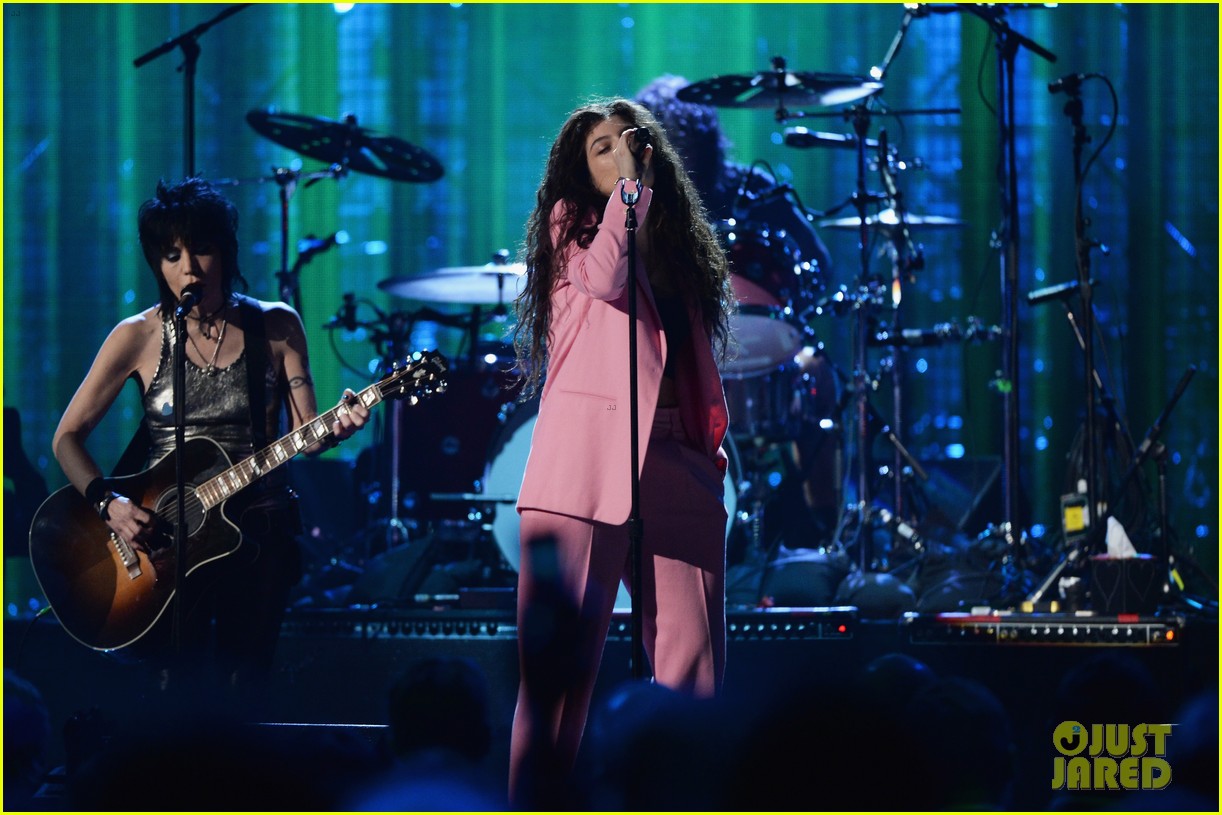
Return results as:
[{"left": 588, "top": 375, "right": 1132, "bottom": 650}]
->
[
  {"left": 111, "top": 419, "right": 151, "bottom": 477},
  {"left": 238, "top": 295, "right": 269, "bottom": 449}
]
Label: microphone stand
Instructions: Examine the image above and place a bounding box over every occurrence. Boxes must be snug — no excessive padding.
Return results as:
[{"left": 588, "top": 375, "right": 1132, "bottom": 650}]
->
[
  {"left": 1027, "top": 365, "right": 1196, "bottom": 605},
  {"left": 972, "top": 6, "right": 1058, "bottom": 557},
  {"left": 622, "top": 179, "right": 648, "bottom": 682},
  {"left": 133, "top": 3, "right": 252, "bottom": 177},
  {"left": 170, "top": 302, "right": 192, "bottom": 657},
  {"left": 1064, "top": 82, "right": 1101, "bottom": 537}
]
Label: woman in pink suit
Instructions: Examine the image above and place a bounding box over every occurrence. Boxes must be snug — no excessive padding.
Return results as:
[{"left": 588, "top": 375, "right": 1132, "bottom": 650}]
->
[{"left": 509, "top": 98, "right": 734, "bottom": 801}]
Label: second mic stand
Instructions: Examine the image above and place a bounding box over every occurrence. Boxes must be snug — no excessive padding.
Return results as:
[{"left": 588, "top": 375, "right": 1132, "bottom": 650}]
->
[
  {"left": 133, "top": 3, "right": 252, "bottom": 177},
  {"left": 1027, "top": 365, "right": 1196, "bottom": 606},
  {"left": 622, "top": 178, "right": 648, "bottom": 682},
  {"left": 1063, "top": 82, "right": 1104, "bottom": 540}
]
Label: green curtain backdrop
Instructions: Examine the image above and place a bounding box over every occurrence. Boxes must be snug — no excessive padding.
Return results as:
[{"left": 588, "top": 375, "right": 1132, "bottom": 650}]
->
[{"left": 4, "top": 3, "right": 1217, "bottom": 589}]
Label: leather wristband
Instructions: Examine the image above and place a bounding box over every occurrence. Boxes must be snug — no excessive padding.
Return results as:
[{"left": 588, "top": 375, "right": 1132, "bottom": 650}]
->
[{"left": 84, "top": 477, "right": 108, "bottom": 507}]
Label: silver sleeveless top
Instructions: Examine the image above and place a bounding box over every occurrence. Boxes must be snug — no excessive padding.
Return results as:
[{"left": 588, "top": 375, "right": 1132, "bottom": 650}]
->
[{"left": 143, "top": 317, "right": 288, "bottom": 495}]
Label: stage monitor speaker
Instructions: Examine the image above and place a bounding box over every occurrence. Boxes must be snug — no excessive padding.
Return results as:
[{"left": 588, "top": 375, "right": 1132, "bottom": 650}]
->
[{"left": 918, "top": 456, "right": 1003, "bottom": 535}]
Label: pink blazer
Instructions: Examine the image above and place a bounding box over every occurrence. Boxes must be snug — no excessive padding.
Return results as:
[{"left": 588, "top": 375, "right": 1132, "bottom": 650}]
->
[{"left": 517, "top": 183, "right": 730, "bottom": 526}]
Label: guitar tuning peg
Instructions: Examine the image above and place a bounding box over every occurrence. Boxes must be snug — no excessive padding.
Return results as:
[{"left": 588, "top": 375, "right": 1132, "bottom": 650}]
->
[{"left": 409, "top": 394, "right": 420, "bottom": 405}]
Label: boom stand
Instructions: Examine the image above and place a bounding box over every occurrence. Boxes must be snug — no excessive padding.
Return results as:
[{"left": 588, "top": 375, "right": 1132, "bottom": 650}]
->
[{"left": 973, "top": 7, "right": 1058, "bottom": 556}]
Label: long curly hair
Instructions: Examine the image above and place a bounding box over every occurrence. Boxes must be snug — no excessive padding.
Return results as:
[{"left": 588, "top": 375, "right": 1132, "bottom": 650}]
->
[{"left": 512, "top": 98, "right": 733, "bottom": 397}]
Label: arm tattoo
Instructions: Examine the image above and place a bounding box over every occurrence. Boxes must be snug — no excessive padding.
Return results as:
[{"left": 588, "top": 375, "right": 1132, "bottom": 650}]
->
[{"left": 287, "top": 374, "right": 314, "bottom": 390}]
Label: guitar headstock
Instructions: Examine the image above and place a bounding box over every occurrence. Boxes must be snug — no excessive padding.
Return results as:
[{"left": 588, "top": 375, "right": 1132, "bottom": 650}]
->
[{"left": 379, "top": 349, "right": 449, "bottom": 405}]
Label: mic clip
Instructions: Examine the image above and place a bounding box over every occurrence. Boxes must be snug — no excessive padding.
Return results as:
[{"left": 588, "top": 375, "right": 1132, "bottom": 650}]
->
[{"left": 619, "top": 178, "right": 641, "bottom": 206}]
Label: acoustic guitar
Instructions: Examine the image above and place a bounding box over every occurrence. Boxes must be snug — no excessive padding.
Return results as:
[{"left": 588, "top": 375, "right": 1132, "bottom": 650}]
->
[{"left": 28, "top": 350, "right": 448, "bottom": 652}]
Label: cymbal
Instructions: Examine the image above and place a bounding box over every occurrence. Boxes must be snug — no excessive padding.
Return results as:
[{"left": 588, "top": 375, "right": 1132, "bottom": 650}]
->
[
  {"left": 677, "top": 71, "right": 882, "bottom": 109},
  {"left": 379, "top": 263, "right": 527, "bottom": 304},
  {"left": 818, "top": 208, "right": 964, "bottom": 231},
  {"left": 246, "top": 109, "right": 444, "bottom": 183}
]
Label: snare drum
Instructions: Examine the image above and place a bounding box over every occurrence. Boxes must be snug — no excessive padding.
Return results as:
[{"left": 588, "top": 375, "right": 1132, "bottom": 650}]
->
[
  {"left": 719, "top": 220, "right": 819, "bottom": 375},
  {"left": 482, "top": 400, "right": 741, "bottom": 607}
]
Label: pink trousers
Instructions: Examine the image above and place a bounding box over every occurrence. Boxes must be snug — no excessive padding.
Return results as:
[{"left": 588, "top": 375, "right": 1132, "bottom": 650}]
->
[{"left": 508, "top": 407, "right": 727, "bottom": 791}]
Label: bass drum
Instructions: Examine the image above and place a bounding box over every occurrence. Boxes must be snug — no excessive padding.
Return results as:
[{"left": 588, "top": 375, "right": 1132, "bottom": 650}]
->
[{"left": 482, "top": 400, "right": 741, "bottom": 608}]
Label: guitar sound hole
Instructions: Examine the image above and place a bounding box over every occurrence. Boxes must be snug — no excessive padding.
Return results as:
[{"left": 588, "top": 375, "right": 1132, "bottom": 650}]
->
[{"left": 154, "top": 488, "right": 208, "bottom": 540}]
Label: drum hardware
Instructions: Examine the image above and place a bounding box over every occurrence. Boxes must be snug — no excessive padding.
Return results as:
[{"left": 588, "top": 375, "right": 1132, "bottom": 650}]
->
[
  {"left": 379, "top": 250, "right": 526, "bottom": 311},
  {"left": 379, "top": 264, "right": 527, "bottom": 307},
  {"left": 782, "top": 93, "right": 958, "bottom": 571},
  {"left": 677, "top": 55, "right": 883, "bottom": 112},
  {"left": 818, "top": 208, "right": 965, "bottom": 232},
  {"left": 213, "top": 166, "right": 351, "bottom": 316},
  {"left": 327, "top": 295, "right": 522, "bottom": 553},
  {"left": 869, "top": 317, "right": 1002, "bottom": 348},
  {"left": 246, "top": 108, "right": 444, "bottom": 183},
  {"left": 379, "top": 250, "right": 523, "bottom": 372},
  {"left": 245, "top": 108, "right": 443, "bottom": 317}
]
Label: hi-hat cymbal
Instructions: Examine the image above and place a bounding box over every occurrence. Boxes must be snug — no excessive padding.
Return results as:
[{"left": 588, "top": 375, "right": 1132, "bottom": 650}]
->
[
  {"left": 247, "top": 109, "right": 444, "bottom": 183},
  {"left": 818, "top": 208, "right": 964, "bottom": 231},
  {"left": 379, "top": 263, "right": 527, "bottom": 304},
  {"left": 677, "top": 70, "right": 882, "bottom": 109}
]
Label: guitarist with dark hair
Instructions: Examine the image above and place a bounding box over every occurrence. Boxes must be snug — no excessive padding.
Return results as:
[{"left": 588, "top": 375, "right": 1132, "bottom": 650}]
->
[{"left": 48, "top": 177, "right": 371, "bottom": 705}]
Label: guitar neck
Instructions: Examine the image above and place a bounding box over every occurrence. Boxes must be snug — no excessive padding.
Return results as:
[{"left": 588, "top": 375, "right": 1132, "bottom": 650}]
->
[{"left": 194, "top": 383, "right": 384, "bottom": 511}]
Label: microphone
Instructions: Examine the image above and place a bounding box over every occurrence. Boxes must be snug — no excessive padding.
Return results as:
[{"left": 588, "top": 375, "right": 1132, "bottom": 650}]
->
[
  {"left": 325, "top": 292, "right": 358, "bottom": 330},
  {"left": 297, "top": 231, "right": 346, "bottom": 262},
  {"left": 629, "top": 126, "right": 653, "bottom": 166},
  {"left": 1048, "top": 72, "right": 1089, "bottom": 95},
  {"left": 783, "top": 127, "right": 880, "bottom": 151},
  {"left": 1026, "top": 278, "right": 1098, "bottom": 306},
  {"left": 175, "top": 284, "right": 203, "bottom": 319}
]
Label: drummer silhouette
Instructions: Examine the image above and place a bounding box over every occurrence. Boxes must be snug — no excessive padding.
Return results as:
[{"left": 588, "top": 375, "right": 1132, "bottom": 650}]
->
[{"left": 635, "top": 74, "right": 842, "bottom": 568}]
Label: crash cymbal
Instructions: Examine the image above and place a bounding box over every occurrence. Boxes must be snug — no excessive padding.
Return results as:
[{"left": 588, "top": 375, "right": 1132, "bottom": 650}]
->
[
  {"left": 247, "top": 109, "right": 443, "bottom": 183},
  {"left": 677, "top": 70, "right": 882, "bottom": 109},
  {"left": 818, "top": 208, "right": 964, "bottom": 231},
  {"left": 378, "top": 263, "right": 527, "bottom": 304}
]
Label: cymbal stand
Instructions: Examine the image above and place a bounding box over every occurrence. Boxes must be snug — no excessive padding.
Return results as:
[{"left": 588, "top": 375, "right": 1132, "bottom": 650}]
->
[
  {"left": 214, "top": 166, "right": 347, "bottom": 316},
  {"left": 875, "top": 128, "right": 925, "bottom": 529},
  {"left": 335, "top": 305, "right": 416, "bottom": 556},
  {"left": 779, "top": 97, "right": 889, "bottom": 570}
]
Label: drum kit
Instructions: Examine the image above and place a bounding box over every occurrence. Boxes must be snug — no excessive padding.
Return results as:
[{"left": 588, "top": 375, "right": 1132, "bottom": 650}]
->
[
  {"left": 677, "top": 57, "right": 1000, "bottom": 590},
  {"left": 241, "top": 50, "right": 1001, "bottom": 607}
]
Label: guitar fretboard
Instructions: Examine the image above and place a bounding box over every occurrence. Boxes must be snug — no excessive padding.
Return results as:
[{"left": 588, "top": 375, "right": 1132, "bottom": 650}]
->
[
  {"left": 194, "top": 384, "right": 384, "bottom": 511},
  {"left": 188, "top": 351, "right": 444, "bottom": 510}
]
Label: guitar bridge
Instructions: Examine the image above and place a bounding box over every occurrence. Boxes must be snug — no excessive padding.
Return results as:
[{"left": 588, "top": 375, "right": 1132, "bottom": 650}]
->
[{"left": 110, "top": 534, "right": 143, "bottom": 580}]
